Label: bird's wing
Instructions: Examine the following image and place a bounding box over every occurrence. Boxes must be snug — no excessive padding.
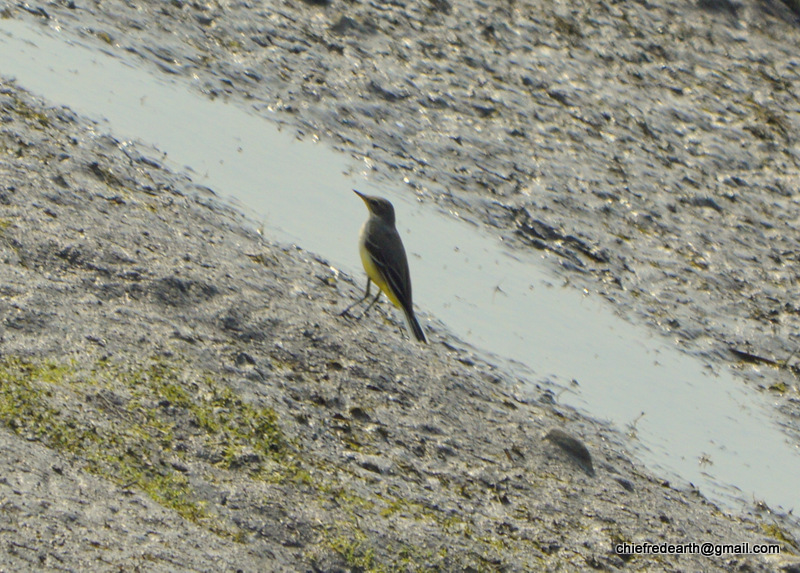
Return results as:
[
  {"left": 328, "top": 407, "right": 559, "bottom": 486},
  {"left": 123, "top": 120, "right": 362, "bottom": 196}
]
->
[{"left": 363, "top": 226, "right": 413, "bottom": 309}]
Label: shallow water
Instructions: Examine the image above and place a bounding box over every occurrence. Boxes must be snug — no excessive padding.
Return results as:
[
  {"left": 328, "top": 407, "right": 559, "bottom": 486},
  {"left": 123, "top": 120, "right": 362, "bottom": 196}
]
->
[{"left": 2, "top": 18, "right": 798, "bottom": 515}]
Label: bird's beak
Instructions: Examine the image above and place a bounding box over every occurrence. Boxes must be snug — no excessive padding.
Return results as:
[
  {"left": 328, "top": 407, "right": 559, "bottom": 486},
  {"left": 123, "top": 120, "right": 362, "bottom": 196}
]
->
[{"left": 353, "top": 189, "right": 370, "bottom": 208}]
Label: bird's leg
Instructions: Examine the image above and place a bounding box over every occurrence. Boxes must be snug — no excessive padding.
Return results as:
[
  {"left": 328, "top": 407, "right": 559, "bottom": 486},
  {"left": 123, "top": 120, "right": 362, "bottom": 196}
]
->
[
  {"left": 357, "top": 289, "right": 383, "bottom": 319},
  {"left": 339, "top": 279, "right": 372, "bottom": 318}
]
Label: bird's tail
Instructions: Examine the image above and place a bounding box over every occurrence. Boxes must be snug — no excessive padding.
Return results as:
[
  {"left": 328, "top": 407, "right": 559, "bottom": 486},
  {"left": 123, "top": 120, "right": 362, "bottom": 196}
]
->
[{"left": 403, "top": 307, "right": 427, "bottom": 343}]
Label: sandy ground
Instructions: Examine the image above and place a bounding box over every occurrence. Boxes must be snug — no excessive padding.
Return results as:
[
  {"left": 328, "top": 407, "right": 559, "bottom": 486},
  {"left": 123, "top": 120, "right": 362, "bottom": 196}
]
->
[{"left": 2, "top": 0, "right": 800, "bottom": 570}]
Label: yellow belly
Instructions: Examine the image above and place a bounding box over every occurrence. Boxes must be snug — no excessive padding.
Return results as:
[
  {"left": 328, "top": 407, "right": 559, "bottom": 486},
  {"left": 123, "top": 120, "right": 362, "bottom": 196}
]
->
[{"left": 359, "top": 240, "right": 401, "bottom": 308}]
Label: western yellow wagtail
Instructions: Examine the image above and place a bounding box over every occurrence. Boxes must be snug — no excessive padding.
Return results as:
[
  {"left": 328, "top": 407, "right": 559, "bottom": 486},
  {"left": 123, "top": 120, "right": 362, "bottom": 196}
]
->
[{"left": 340, "top": 190, "right": 427, "bottom": 343}]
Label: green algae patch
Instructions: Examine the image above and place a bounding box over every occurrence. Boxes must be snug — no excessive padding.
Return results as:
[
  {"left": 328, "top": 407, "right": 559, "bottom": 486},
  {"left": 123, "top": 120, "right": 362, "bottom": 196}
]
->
[
  {"left": 326, "top": 531, "right": 380, "bottom": 573},
  {"left": 113, "top": 360, "right": 286, "bottom": 474},
  {"left": 8, "top": 94, "right": 51, "bottom": 128},
  {"left": 761, "top": 523, "right": 799, "bottom": 554},
  {"left": 0, "top": 355, "right": 286, "bottom": 537}
]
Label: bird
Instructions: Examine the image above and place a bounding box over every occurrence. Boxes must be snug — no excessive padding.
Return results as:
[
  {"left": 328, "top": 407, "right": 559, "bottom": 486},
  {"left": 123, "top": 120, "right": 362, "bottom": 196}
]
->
[{"left": 340, "top": 189, "right": 427, "bottom": 343}]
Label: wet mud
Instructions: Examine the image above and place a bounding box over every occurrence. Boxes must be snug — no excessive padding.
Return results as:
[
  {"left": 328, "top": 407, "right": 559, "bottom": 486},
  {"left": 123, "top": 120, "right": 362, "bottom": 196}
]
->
[
  {"left": 2, "top": 0, "right": 800, "bottom": 570},
  {"left": 11, "top": 0, "right": 798, "bottom": 437},
  {"left": 2, "top": 76, "right": 798, "bottom": 572}
]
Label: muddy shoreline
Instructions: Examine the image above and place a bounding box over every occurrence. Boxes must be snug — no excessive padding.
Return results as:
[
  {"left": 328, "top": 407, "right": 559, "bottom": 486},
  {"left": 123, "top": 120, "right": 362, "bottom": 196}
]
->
[
  {"left": 2, "top": 0, "right": 800, "bottom": 570},
  {"left": 0, "top": 74, "right": 797, "bottom": 573},
  {"left": 8, "top": 0, "right": 799, "bottom": 440}
]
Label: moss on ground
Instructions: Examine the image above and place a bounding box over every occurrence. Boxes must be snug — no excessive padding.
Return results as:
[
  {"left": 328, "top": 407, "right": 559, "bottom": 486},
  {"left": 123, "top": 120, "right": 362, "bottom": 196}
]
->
[
  {"left": 761, "top": 523, "right": 799, "bottom": 554},
  {"left": 0, "top": 353, "right": 508, "bottom": 567},
  {"left": 0, "top": 354, "right": 287, "bottom": 538},
  {"left": 9, "top": 95, "right": 51, "bottom": 128}
]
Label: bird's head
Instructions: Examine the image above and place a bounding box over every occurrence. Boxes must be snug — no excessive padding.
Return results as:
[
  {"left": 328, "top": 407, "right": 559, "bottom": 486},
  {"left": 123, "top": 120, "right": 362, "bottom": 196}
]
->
[{"left": 354, "top": 190, "right": 396, "bottom": 227}]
